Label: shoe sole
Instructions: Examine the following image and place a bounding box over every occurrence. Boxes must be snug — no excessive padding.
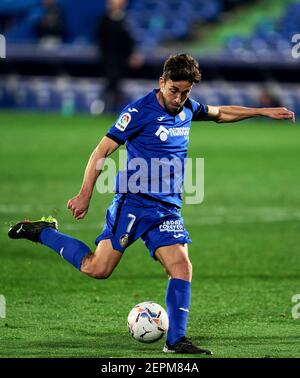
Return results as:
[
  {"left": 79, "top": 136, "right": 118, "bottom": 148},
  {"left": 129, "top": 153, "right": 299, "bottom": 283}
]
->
[
  {"left": 162, "top": 345, "right": 175, "bottom": 353},
  {"left": 162, "top": 344, "right": 213, "bottom": 355}
]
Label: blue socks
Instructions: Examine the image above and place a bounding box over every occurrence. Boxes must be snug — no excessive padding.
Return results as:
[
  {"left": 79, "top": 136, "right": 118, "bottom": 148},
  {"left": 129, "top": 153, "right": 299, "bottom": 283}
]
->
[
  {"left": 39, "top": 228, "right": 91, "bottom": 270},
  {"left": 166, "top": 278, "right": 191, "bottom": 346}
]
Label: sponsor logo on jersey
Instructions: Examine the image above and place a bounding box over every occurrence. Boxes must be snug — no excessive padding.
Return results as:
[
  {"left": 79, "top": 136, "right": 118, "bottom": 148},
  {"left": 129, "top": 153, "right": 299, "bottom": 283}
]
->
[
  {"left": 159, "top": 220, "right": 184, "bottom": 233},
  {"left": 155, "top": 125, "right": 169, "bottom": 141},
  {"left": 173, "top": 233, "right": 185, "bottom": 238},
  {"left": 115, "top": 113, "right": 131, "bottom": 132},
  {"left": 155, "top": 126, "right": 189, "bottom": 141},
  {"left": 169, "top": 127, "right": 189, "bottom": 137}
]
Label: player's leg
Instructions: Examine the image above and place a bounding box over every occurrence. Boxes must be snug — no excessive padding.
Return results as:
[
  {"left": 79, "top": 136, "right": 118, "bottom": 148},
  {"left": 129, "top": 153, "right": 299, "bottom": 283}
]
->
[
  {"left": 141, "top": 207, "right": 198, "bottom": 353},
  {"left": 80, "top": 239, "right": 122, "bottom": 279},
  {"left": 155, "top": 244, "right": 212, "bottom": 355},
  {"left": 8, "top": 217, "right": 123, "bottom": 279},
  {"left": 155, "top": 243, "right": 192, "bottom": 346},
  {"left": 7, "top": 194, "right": 140, "bottom": 278},
  {"left": 155, "top": 243, "right": 192, "bottom": 281},
  {"left": 8, "top": 216, "right": 93, "bottom": 269}
]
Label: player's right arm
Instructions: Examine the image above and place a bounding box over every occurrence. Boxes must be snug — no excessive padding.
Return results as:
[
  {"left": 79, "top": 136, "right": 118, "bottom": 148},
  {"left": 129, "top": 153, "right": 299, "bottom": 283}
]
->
[
  {"left": 68, "top": 106, "right": 143, "bottom": 219},
  {"left": 67, "top": 136, "right": 120, "bottom": 220}
]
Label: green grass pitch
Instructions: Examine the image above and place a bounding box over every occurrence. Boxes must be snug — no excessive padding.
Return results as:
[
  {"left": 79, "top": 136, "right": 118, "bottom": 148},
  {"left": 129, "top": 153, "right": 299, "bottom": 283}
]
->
[{"left": 0, "top": 111, "right": 300, "bottom": 358}]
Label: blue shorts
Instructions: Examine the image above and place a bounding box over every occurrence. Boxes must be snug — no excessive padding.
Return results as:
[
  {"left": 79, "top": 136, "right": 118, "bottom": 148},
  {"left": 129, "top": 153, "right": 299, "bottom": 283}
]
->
[{"left": 95, "top": 193, "right": 192, "bottom": 259}]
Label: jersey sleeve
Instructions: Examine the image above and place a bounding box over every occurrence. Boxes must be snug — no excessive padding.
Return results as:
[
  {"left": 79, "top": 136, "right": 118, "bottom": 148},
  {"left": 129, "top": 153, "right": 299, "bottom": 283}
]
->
[
  {"left": 106, "top": 108, "right": 144, "bottom": 145},
  {"left": 190, "top": 99, "right": 209, "bottom": 121}
]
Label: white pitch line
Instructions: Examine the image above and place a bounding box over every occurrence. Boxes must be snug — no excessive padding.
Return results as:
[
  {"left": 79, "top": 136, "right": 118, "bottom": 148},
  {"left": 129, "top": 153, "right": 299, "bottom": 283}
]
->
[
  {"left": 184, "top": 213, "right": 300, "bottom": 226},
  {"left": 1, "top": 204, "right": 300, "bottom": 227},
  {"left": 0, "top": 204, "right": 33, "bottom": 213},
  {"left": 62, "top": 223, "right": 104, "bottom": 231}
]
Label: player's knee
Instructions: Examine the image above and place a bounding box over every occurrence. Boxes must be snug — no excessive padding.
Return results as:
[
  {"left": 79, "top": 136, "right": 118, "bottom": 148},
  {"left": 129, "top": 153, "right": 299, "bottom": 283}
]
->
[
  {"left": 83, "top": 266, "right": 112, "bottom": 279},
  {"left": 80, "top": 255, "right": 112, "bottom": 279},
  {"left": 90, "top": 269, "right": 112, "bottom": 280},
  {"left": 169, "top": 259, "right": 192, "bottom": 281},
  {"left": 181, "top": 259, "right": 193, "bottom": 280}
]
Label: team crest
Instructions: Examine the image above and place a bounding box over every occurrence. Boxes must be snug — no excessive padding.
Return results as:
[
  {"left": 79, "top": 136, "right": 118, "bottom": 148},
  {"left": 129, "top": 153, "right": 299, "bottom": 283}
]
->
[
  {"left": 119, "top": 233, "right": 129, "bottom": 248},
  {"left": 115, "top": 113, "right": 131, "bottom": 132},
  {"left": 179, "top": 111, "right": 186, "bottom": 121}
]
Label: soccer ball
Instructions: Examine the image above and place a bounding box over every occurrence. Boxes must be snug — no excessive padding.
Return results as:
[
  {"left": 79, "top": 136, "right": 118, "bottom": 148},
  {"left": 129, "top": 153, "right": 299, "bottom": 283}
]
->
[{"left": 127, "top": 301, "right": 169, "bottom": 343}]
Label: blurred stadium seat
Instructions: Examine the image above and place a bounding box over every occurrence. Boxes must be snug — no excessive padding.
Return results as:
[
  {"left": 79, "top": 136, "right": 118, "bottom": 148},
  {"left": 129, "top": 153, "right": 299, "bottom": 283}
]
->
[
  {"left": 127, "top": 0, "right": 223, "bottom": 46},
  {"left": 225, "top": 1, "right": 300, "bottom": 61},
  {"left": 0, "top": 76, "right": 298, "bottom": 117},
  {"left": 1, "top": 0, "right": 223, "bottom": 45},
  {"left": 0, "top": 0, "right": 299, "bottom": 116}
]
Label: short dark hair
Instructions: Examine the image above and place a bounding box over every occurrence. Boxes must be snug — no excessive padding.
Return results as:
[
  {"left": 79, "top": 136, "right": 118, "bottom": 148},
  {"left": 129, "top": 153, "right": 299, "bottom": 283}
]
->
[{"left": 162, "top": 54, "right": 201, "bottom": 84}]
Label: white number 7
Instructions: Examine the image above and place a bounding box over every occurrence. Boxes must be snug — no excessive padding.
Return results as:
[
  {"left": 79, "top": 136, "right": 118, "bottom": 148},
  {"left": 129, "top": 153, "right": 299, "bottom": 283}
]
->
[{"left": 126, "top": 213, "right": 136, "bottom": 233}]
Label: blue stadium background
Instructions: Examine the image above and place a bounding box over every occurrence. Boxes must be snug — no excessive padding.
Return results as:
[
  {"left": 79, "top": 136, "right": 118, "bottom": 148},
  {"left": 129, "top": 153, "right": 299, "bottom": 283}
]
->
[{"left": 0, "top": 0, "right": 299, "bottom": 115}]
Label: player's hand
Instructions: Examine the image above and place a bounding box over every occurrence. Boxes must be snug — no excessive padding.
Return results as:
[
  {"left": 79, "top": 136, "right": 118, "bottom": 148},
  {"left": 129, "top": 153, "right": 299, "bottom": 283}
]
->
[
  {"left": 263, "top": 107, "right": 295, "bottom": 123},
  {"left": 67, "top": 194, "right": 90, "bottom": 220}
]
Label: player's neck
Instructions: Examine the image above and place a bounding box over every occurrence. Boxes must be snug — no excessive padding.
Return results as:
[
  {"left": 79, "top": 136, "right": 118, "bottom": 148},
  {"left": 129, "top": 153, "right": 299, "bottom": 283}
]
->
[
  {"left": 156, "top": 91, "right": 165, "bottom": 110},
  {"left": 156, "top": 91, "right": 182, "bottom": 116}
]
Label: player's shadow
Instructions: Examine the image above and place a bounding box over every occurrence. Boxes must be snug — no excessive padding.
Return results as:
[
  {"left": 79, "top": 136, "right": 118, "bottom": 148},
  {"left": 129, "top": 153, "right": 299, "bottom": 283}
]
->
[
  {"left": 2, "top": 339, "right": 168, "bottom": 357},
  {"left": 194, "top": 335, "right": 300, "bottom": 345},
  {"left": 198, "top": 274, "right": 300, "bottom": 280}
]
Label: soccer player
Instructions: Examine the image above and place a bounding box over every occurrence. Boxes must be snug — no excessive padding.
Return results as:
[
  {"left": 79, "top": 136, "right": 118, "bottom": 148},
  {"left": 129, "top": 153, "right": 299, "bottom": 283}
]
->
[{"left": 8, "top": 54, "right": 295, "bottom": 355}]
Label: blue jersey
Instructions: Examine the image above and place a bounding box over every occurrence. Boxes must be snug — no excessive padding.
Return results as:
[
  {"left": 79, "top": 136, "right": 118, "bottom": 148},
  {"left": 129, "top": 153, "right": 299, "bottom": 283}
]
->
[{"left": 106, "top": 89, "right": 208, "bottom": 208}]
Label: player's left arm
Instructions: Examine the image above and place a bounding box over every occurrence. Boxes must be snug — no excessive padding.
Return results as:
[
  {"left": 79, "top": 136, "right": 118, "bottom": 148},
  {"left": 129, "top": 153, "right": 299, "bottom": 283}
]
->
[{"left": 206, "top": 105, "right": 295, "bottom": 123}]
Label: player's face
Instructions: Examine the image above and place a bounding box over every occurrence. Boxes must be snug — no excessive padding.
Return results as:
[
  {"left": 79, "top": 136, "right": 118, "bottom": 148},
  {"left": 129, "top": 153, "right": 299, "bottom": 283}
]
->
[{"left": 158, "top": 78, "right": 193, "bottom": 114}]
